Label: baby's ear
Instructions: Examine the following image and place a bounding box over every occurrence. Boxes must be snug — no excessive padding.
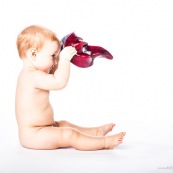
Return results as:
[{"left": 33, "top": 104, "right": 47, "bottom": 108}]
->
[{"left": 30, "top": 48, "right": 38, "bottom": 61}]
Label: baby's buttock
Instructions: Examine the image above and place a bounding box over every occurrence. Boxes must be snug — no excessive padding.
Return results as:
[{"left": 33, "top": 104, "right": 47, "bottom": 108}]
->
[{"left": 18, "top": 125, "right": 51, "bottom": 149}]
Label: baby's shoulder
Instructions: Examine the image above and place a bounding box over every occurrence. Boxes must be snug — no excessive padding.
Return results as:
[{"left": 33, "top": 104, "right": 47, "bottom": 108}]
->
[
  {"left": 19, "top": 69, "right": 34, "bottom": 78},
  {"left": 18, "top": 69, "right": 39, "bottom": 84}
]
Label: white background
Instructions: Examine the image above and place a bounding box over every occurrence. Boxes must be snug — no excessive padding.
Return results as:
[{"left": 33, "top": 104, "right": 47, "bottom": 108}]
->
[{"left": 0, "top": 0, "right": 173, "bottom": 172}]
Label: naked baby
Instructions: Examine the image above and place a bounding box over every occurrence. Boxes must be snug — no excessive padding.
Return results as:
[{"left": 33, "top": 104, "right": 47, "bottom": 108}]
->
[{"left": 15, "top": 25, "right": 126, "bottom": 150}]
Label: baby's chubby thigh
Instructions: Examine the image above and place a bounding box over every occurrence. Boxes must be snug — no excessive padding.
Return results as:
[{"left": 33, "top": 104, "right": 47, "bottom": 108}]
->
[{"left": 20, "top": 126, "right": 76, "bottom": 150}]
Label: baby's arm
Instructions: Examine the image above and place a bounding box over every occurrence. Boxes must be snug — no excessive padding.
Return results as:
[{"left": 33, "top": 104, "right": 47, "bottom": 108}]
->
[
  {"left": 53, "top": 46, "right": 76, "bottom": 88},
  {"left": 33, "top": 46, "right": 77, "bottom": 90}
]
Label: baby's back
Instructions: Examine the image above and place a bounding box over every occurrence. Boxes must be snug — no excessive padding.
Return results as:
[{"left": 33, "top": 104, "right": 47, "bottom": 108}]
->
[{"left": 15, "top": 69, "right": 55, "bottom": 130}]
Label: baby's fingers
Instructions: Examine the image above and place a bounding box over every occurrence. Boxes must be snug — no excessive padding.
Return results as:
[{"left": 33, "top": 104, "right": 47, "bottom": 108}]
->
[
  {"left": 66, "top": 46, "right": 77, "bottom": 54},
  {"left": 60, "top": 46, "right": 77, "bottom": 61}
]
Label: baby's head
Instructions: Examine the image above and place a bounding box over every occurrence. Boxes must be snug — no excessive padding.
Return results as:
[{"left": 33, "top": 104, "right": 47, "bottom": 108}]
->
[{"left": 16, "top": 25, "right": 61, "bottom": 59}]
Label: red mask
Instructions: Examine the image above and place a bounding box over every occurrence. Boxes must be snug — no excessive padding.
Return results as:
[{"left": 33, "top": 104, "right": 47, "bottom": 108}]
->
[{"left": 61, "top": 32, "right": 113, "bottom": 68}]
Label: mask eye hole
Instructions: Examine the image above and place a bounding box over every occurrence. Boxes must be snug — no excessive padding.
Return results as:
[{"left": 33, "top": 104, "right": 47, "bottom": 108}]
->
[
  {"left": 82, "top": 46, "right": 87, "bottom": 52},
  {"left": 82, "top": 46, "right": 91, "bottom": 55}
]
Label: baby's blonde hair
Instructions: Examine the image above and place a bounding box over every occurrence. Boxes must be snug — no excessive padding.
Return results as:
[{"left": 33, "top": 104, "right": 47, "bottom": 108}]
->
[{"left": 16, "top": 25, "right": 60, "bottom": 59}]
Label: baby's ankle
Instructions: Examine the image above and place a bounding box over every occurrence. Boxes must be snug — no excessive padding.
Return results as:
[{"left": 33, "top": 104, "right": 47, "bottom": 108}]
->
[{"left": 104, "top": 137, "right": 111, "bottom": 149}]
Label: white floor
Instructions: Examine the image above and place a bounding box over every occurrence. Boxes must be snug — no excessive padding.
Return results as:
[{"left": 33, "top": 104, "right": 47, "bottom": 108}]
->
[
  {"left": 2, "top": 144, "right": 173, "bottom": 173},
  {"left": 0, "top": 0, "right": 173, "bottom": 172}
]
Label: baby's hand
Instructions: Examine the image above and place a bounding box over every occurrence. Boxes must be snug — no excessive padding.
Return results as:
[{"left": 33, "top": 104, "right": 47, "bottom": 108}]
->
[{"left": 60, "top": 46, "right": 77, "bottom": 61}]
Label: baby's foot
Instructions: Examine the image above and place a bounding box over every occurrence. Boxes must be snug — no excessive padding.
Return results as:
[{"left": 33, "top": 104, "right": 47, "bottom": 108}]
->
[
  {"left": 96, "top": 123, "right": 115, "bottom": 136},
  {"left": 104, "top": 132, "right": 126, "bottom": 149}
]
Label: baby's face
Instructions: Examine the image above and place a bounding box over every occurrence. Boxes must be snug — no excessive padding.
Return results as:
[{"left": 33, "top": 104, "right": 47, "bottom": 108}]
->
[{"left": 35, "top": 40, "right": 60, "bottom": 72}]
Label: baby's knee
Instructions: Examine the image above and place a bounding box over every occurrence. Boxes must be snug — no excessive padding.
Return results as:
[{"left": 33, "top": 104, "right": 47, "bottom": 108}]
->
[{"left": 62, "top": 127, "right": 79, "bottom": 143}]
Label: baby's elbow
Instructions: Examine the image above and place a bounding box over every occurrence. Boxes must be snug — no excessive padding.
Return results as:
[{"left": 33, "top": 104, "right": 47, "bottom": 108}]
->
[
  {"left": 58, "top": 83, "right": 67, "bottom": 90},
  {"left": 54, "top": 81, "right": 67, "bottom": 90}
]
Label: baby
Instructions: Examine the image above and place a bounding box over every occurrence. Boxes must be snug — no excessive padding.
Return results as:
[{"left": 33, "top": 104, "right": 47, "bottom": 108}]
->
[{"left": 15, "top": 25, "right": 126, "bottom": 150}]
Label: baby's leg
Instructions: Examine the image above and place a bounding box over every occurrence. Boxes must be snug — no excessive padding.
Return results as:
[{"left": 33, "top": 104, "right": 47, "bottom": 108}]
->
[
  {"left": 55, "top": 120, "right": 115, "bottom": 136},
  {"left": 21, "top": 126, "right": 125, "bottom": 150}
]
